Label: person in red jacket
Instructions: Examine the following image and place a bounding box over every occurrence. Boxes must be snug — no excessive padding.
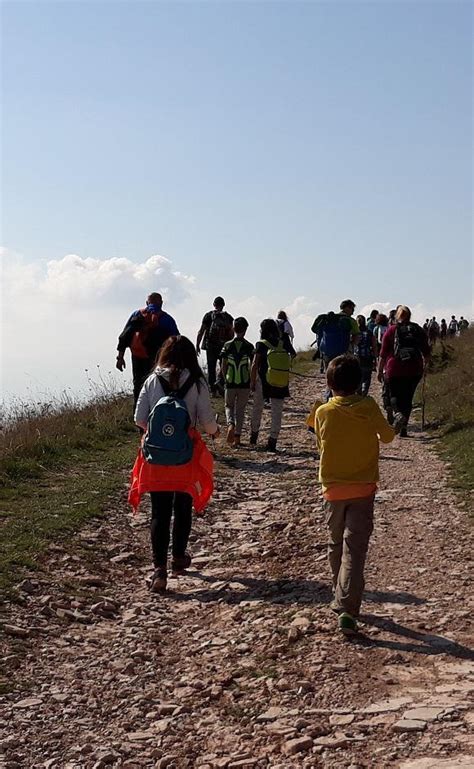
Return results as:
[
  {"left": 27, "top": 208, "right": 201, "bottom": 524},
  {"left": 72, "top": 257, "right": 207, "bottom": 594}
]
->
[{"left": 377, "top": 305, "right": 430, "bottom": 437}]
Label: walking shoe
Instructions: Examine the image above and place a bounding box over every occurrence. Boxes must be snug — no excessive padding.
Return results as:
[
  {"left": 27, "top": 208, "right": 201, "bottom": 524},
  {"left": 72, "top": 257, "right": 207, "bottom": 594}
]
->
[
  {"left": 399, "top": 427, "right": 408, "bottom": 438},
  {"left": 250, "top": 431, "right": 259, "bottom": 445},
  {"left": 226, "top": 424, "right": 236, "bottom": 445},
  {"left": 393, "top": 412, "right": 407, "bottom": 435},
  {"left": 266, "top": 437, "right": 278, "bottom": 452},
  {"left": 150, "top": 567, "right": 167, "bottom": 592},
  {"left": 338, "top": 612, "right": 358, "bottom": 636},
  {"left": 329, "top": 599, "right": 343, "bottom": 614},
  {"left": 171, "top": 552, "right": 192, "bottom": 574}
]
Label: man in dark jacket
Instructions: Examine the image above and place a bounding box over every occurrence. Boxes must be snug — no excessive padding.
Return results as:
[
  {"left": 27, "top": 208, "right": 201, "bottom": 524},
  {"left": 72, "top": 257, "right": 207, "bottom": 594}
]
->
[
  {"left": 196, "top": 296, "right": 233, "bottom": 395},
  {"left": 116, "top": 292, "right": 179, "bottom": 407}
]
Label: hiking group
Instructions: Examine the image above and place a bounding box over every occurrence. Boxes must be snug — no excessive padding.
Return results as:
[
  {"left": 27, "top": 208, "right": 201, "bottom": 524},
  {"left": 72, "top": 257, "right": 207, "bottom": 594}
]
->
[{"left": 116, "top": 294, "right": 462, "bottom": 634}]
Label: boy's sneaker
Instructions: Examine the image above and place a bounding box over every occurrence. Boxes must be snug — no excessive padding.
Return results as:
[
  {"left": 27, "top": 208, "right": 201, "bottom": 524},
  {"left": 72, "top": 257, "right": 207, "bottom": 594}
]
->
[
  {"left": 226, "top": 425, "right": 236, "bottom": 445},
  {"left": 338, "top": 612, "right": 358, "bottom": 635},
  {"left": 150, "top": 567, "right": 167, "bottom": 592},
  {"left": 171, "top": 552, "right": 192, "bottom": 574},
  {"left": 250, "top": 431, "right": 259, "bottom": 445}
]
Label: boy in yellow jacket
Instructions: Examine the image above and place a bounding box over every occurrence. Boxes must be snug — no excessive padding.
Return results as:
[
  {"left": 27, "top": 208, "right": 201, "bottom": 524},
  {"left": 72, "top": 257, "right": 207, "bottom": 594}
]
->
[{"left": 315, "top": 354, "right": 396, "bottom": 635}]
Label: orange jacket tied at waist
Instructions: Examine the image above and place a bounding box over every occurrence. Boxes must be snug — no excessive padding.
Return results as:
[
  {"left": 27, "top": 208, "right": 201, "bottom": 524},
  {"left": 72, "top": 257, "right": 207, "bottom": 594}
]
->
[{"left": 128, "top": 428, "right": 214, "bottom": 514}]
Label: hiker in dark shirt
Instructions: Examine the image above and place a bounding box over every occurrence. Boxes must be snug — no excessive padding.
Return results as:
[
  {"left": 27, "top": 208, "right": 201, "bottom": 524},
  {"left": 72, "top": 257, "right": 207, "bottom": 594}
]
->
[
  {"left": 116, "top": 292, "right": 179, "bottom": 407},
  {"left": 196, "top": 297, "right": 234, "bottom": 395}
]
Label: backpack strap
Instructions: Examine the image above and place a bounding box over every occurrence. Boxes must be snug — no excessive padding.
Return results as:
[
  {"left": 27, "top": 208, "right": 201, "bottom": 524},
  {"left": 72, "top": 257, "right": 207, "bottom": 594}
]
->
[{"left": 158, "top": 375, "right": 194, "bottom": 399}]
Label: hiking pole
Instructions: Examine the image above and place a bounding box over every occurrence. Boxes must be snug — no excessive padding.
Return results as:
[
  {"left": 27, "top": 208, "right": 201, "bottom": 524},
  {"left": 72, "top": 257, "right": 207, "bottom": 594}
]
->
[{"left": 421, "top": 369, "right": 427, "bottom": 431}]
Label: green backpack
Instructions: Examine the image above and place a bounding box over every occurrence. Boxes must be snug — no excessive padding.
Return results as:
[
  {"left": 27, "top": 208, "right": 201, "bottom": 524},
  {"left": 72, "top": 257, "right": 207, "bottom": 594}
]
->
[
  {"left": 261, "top": 340, "right": 291, "bottom": 388},
  {"left": 225, "top": 341, "right": 252, "bottom": 386}
]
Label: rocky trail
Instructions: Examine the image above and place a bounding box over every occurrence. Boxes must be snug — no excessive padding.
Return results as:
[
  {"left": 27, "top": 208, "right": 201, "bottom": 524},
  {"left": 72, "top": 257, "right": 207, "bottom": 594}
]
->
[{"left": 1, "top": 373, "right": 473, "bottom": 769}]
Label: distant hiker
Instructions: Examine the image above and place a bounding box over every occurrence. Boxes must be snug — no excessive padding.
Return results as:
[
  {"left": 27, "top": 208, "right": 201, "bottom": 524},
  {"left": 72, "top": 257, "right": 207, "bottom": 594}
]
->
[
  {"left": 355, "top": 315, "right": 377, "bottom": 396},
  {"left": 428, "top": 317, "right": 440, "bottom": 346},
  {"left": 423, "top": 318, "right": 430, "bottom": 333},
  {"left": 314, "top": 355, "right": 396, "bottom": 635},
  {"left": 377, "top": 305, "right": 430, "bottom": 437},
  {"left": 196, "top": 297, "right": 234, "bottom": 395},
  {"left": 277, "top": 310, "right": 295, "bottom": 341},
  {"left": 440, "top": 319, "right": 447, "bottom": 340},
  {"left": 448, "top": 316, "right": 458, "bottom": 337},
  {"left": 366, "top": 309, "right": 379, "bottom": 333},
  {"left": 220, "top": 317, "right": 254, "bottom": 448},
  {"left": 373, "top": 313, "right": 389, "bottom": 357},
  {"left": 116, "top": 293, "right": 179, "bottom": 408},
  {"left": 389, "top": 309, "right": 397, "bottom": 326},
  {"left": 311, "top": 299, "right": 359, "bottom": 399},
  {"left": 250, "top": 318, "right": 295, "bottom": 452},
  {"left": 132, "top": 336, "right": 219, "bottom": 592},
  {"left": 459, "top": 316, "right": 469, "bottom": 333}
]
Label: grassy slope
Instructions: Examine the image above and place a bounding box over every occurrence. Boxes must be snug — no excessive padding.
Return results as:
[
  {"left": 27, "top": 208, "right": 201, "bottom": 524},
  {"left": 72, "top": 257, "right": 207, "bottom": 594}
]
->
[
  {"left": 423, "top": 331, "right": 473, "bottom": 511},
  {"left": 0, "top": 395, "right": 138, "bottom": 593}
]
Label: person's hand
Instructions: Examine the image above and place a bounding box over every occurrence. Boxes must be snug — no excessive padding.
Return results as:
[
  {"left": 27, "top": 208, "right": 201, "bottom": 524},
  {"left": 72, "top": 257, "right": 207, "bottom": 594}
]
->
[{"left": 116, "top": 354, "right": 126, "bottom": 372}]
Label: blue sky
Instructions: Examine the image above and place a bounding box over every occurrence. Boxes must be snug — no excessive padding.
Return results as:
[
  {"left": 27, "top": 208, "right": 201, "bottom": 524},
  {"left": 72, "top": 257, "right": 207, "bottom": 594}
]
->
[{"left": 1, "top": 1, "right": 472, "bottom": 397}]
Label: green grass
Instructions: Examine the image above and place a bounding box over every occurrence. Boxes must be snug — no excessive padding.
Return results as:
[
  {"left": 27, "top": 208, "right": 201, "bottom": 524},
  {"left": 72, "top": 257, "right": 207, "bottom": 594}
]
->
[
  {"left": 0, "top": 392, "right": 138, "bottom": 593},
  {"left": 424, "top": 331, "right": 473, "bottom": 514}
]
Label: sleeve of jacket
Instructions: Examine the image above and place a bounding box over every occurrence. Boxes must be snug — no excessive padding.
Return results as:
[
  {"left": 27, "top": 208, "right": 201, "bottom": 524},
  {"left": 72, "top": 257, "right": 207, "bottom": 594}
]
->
[
  {"left": 379, "top": 324, "right": 394, "bottom": 362},
  {"left": 117, "top": 312, "right": 143, "bottom": 353},
  {"left": 134, "top": 379, "right": 152, "bottom": 427},
  {"left": 196, "top": 381, "right": 218, "bottom": 435}
]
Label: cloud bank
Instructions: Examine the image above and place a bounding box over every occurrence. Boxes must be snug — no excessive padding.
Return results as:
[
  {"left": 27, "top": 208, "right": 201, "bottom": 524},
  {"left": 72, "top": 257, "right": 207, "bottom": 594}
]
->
[{"left": 1, "top": 249, "right": 471, "bottom": 402}]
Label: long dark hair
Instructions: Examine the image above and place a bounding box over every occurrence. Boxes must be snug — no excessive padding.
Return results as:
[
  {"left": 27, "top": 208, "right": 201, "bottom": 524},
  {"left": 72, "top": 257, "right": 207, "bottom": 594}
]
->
[
  {"left": 356, "top": 314, "right": 367, "bottom": 332},
  {"left": 260, "top": 318, "right": 280, "bottom": 346},
  {"left": 157, "top": 336, "right": 204, "bottom": 391},
  {"left": 277, "top": 310, "right": 288, "bottom": 322}
]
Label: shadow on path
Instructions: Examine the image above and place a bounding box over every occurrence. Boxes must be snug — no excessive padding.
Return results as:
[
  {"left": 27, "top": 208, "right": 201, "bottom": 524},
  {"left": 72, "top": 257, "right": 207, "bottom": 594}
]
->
[{"left": 357, "top": 614, "right": 474, "bottom": 660}]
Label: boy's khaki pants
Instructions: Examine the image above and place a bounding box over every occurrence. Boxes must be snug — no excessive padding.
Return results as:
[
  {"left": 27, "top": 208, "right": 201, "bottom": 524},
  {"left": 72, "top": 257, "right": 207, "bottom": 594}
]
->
[
  {"left": 324, "top": 495, "right": 375, "bottom": 617},
  {"left": 225, "top": 388, "right": 250, "bottom": 435}
]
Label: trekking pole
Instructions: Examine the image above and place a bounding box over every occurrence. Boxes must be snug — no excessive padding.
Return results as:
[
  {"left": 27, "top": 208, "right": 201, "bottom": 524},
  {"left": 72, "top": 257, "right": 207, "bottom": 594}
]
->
[{"left": 421, "top": 369, "right": 427, "bottom": 431}]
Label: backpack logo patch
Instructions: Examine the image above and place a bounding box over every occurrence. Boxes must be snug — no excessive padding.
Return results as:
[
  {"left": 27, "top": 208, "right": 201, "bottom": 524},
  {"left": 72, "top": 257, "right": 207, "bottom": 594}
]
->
[{"left": 162, "top": 423, "right": 175, "bottom": 437}]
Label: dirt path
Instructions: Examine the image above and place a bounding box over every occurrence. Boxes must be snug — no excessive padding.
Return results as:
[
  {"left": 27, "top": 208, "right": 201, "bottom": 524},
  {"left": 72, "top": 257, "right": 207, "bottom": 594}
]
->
[{"left": 2, "top": 373, "right": 473, "bottom": 769}]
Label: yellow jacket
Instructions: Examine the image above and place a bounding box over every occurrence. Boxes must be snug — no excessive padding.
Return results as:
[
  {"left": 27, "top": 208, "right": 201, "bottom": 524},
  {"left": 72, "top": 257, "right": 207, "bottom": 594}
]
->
[{"left": 315, "top": 395, "right": 395, "bottom": 487}]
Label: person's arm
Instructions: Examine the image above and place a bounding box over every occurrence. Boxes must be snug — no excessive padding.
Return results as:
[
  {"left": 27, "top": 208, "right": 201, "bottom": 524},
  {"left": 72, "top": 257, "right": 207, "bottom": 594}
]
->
[
  {"left": 371, "top": 331, "right": 378, "bottom": 358},
  {"left": 314, "top": 410, "right": 323, "bottom": 452},
  {"left": 250, "top": 352, "right": 261, "bottom": 391},
  {"left": 283, "top": 333, "right": 296, "bottom": 358},
  {"left": 116, "top": 313, "right": 143, "bottom": 370},
  {"left": 220, "top": 345, "right": 229, "bottom": 379},
  {"left": 196, "top": 313, "right": 210, "bottom": 354},
  {"left": 370, "top": 399, "right": 396, "bottom": 443},
  {"left": 196, "top": 382, "right": 220, "bottom": 435},
  {"left": 134, "top": 380, "right": 151, "bottom": 431},
  {"left": 377, "top": 327, "right": 392, "bottom": 381}
]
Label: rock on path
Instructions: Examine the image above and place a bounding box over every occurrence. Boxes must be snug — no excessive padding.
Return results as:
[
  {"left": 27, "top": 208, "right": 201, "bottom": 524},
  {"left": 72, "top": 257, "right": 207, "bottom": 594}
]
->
[{"left": 1, "top": 376, "right": 473, "bottom": 768}]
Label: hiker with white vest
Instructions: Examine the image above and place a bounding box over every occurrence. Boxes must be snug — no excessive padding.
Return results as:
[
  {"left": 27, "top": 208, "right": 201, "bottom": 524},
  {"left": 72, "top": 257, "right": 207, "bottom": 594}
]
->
[{"left": 250, "top": 318, "right": 295, "bottom": 452}]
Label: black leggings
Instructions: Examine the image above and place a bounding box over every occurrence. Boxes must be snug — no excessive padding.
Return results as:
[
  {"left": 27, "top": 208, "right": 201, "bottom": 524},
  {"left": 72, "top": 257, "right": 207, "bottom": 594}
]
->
[
  {"left": 386, "top": 375, "right": 421, "bottom": 423},
  {"left": 150, "top": 492, "right": 193, "bottom": 567}
]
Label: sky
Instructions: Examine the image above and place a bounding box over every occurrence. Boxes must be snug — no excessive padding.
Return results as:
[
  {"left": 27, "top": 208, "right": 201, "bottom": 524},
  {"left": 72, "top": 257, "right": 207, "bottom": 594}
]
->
[{"left": 1, "top": 0, "right": 472, "bottom": 401}]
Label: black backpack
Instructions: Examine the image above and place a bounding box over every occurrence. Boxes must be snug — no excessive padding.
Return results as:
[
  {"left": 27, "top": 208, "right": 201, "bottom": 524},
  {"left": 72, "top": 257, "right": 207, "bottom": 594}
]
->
[
  {"left": 394, "top": 323, "right": 424, "bottom": 363},
  {"left": 207, "top": 312, "right": 232, "bottom": 348}
]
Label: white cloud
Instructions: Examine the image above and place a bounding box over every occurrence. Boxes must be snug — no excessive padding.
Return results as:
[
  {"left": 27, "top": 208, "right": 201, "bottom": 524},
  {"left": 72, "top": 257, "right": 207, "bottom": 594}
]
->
[{"left": 1, "top": 249, "right": 471, "bottom": 402}]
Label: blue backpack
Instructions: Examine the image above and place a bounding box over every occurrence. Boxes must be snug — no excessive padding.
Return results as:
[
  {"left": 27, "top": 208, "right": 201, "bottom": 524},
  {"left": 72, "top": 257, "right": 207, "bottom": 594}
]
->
[
  {"left": 142, "top": 376, "right": 194, "bottom": 465},
  {"left": 314, "top": 313, "right": 351, "bottom": 359}
]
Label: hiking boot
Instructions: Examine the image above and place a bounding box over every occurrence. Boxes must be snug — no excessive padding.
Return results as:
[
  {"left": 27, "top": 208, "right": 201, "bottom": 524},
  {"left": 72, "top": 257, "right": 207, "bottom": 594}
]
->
[
  {"left": 226, "top": 424, "right": 236, "bottom": 445},
  {"left": 250, "top": 431, "right": 259, "bottom": 445},
  {"left": 393, "top": 412, "right": 407, "bottom": 435},
  {"left": 266, "top": 437, "right": 278, "bottom": 453},
  {"left": 171, "top": 552, "right": 192, "bottom": 574},
  {"left": 399, "top": 427, "right": 408, "bottom": 438},
  {"left": 150, "top": 567, "right": 167, "bottom": 592},
  {"left": 338, "top": 612, "right": 358, "bottom": 636},
  {"left": 329, "top": 599, "right": 342, "bottom": 614}
]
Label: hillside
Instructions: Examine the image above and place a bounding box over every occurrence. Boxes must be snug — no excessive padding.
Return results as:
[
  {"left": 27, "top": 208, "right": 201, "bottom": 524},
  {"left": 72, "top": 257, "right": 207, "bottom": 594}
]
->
[{"left": 1, "top": 358, "right": 473, "bottom": 768}]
